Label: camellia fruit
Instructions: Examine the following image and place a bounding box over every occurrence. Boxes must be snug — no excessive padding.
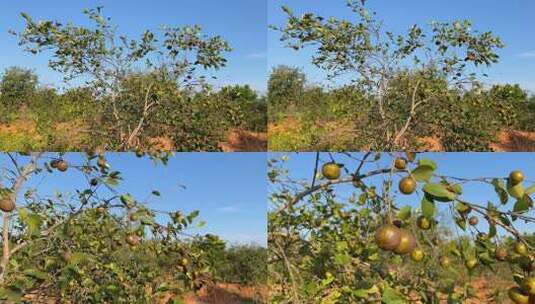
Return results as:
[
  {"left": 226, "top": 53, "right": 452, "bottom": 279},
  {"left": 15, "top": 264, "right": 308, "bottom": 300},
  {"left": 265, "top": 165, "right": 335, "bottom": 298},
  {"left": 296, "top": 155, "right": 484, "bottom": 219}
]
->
[
  {"left": 515, "top": 242, "right": 529, "bottom": 256},
  {"left": 468, "top": 216, "right": 478, "bottom": 226},
  {"left": 394, "top": 158, "right": 407, "bottom": 170},
  {"left": 416, "top": 216, "right": 431, "bottom": 230},
  {"left": 440, "top": 256, "right": 451, "bottom": 268},
  {"left": 394, "top": 229, "right": 417, "bottom": 254},
  {"left": 523, "top": 277, "right": 535, "bottom": 296},
  {"left": 495, "top": 247, "right": 508, "bottom": 261},
  {"left": 56, "top": 160, "right": 69, "bottom": 172},
  {"left": 411, "top": 248, "right": 424, "bottom": 262},
  {"left": 322, "top": 163, "right": 341, "bottom": 180},
  {"left": 0, "top": 199, "right": 15, "bottom": 212},
  {"left": 125, "top": 234, "right": 141, "bottom": 246},
  {"left": 508, "top": 287, "right": 530, "bottom": 304},
  {"left": 374, "top": 224, "right": 402, "bottom": 251},
  {"left": 405, "top": 151, "right": 416, "bottom": 162},
  {"left": 509, "top": 170, "right": 525, "bottom": 185},
  {"left": 399, "top": 177, "right": 416, "bottom": 195},
  {"left": 465, "top": 258, "right": 478, "bottom": 270}
]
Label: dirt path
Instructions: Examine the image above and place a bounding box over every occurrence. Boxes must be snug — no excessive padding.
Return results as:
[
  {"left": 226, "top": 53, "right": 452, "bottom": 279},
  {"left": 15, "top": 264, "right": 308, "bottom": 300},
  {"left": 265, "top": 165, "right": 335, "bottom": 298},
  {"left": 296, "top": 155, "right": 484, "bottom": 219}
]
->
[
  {"left": 219, "top": 129, "right": 267, "bottom": 152},
  {"left": 184, "top": 283, "right": 267, "bottom": 304}
]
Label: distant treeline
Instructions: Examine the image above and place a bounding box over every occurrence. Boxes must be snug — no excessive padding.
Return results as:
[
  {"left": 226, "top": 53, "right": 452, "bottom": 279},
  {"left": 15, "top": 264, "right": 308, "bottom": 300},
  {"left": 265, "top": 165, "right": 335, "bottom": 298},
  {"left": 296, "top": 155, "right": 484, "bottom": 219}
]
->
[
  {"left": 268, "top": 65, "right": 535, "bottom": 151},
  {"left": 0, "top": 66, "right": 267, "bottom": 151}
]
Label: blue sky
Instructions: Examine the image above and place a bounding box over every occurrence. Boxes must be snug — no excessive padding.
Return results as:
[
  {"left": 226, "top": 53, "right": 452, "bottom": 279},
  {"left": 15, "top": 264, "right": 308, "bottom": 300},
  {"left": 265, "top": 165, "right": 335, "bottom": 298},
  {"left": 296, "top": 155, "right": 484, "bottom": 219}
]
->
[
  {"left": 0, "top": 0, "right": 267, "bottom": 92},
  {"left": 2, "top": 152, "right": 267, "bottom": 246},
  {"left": 269, "top": 1, "right": 535, "bottom": 92},
  {"left": 269, "top": 152, "right": 535, "bottom": 238}
]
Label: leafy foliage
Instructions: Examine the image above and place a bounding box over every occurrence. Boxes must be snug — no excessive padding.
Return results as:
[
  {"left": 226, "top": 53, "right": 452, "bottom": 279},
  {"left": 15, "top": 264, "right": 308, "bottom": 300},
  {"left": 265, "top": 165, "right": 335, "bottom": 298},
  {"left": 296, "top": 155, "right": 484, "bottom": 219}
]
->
[{"left": 269, "top": 153, "right": 535, "bottom": 303}]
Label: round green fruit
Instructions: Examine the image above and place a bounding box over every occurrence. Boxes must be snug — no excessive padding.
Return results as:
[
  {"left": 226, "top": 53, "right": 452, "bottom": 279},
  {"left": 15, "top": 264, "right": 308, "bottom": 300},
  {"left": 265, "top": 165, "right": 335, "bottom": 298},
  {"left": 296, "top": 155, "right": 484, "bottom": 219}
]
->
[
  {"left": 523, "top": 277, "right": 535, "bottom": 296},
  {"left": 508, "top": 287, "right": 530, "bottom": 304},
  {"left": 465, "top": 258, "right": 478, "bottom": 270},
  {"left": 411, "top": 249, "right": 424, "bottom": 262},
  {"left": 440, "top": 256, "right": 451, "bottom": 268},
  {"left": 322, "top": 163, "right": 341, "bottom": 180},
  {"left": 509, "top": 170, "right": 525, "bottom": 185},
  {"left": 416, "top": 216, "right": 431, "bottom": 230},
  {"left": 515, "top": 242, "right": 529, "bottom": 256}
]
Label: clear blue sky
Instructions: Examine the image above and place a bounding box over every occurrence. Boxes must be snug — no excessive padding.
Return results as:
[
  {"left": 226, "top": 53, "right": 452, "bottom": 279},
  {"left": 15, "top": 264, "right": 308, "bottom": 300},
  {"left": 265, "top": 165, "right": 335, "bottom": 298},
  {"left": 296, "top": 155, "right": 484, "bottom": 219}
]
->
[
  {"left": 3, "top": 152, "right": 267, "bottom": 246},
  {"left": 270, "top": 152, "right": 535, "bottom": 238},
  {"left": 269, "top": 1, "right": 535, "bottom": 92},
  {"left": 0, "top": 0, "right": 267, "bottom": 92}
]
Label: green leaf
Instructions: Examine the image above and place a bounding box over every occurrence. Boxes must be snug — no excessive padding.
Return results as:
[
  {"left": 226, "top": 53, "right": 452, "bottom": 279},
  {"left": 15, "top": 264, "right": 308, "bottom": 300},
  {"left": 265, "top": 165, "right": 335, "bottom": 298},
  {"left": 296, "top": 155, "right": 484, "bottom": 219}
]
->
[
  {"left": 488, "top": 223, "right": 497, "bottom": 238},
  {"left": 334, "top": 253, "right": 351, "bottom": 265},
  {"left": 397, "top": 206, "right": 411, "bottom": 220},
  {"left": 421, "top": 196, "right": 435, "bottom": 218},
  {"left": 0, "top": 287, "right": 22, "bottom": 302},
  {"left": 526, "top": 183, "right": 535, "bottom": 195},
  {"left": 23, "top": 269, "right": 48, "bottom": 280},
  {"left": 513, "top": 195, "right": 533, "bottom": 216},
  {"left": 382, "top": 287, "right": 407, "bottom": 304},
  {"left": 491, "top": 179, "right": 508, "bottom": 204},
  {"left": 411, "top": 159, "right": 436, "bottom": 182},
  {"left": 423, "top": 183, "right": 457, "bottom": 202},
  {"left": 455, "top": 217, "right": 466, "bottom": 231}
]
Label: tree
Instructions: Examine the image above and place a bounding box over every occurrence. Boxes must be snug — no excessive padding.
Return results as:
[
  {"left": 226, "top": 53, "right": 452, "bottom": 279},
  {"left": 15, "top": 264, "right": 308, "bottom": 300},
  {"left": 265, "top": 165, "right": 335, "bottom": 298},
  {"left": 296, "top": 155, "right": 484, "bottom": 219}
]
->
[
  {"left": 269, "top": 152, "right": 535, "bottom": 303},
  {"left": 0, "top": 67, "right": 38, "bottom": 107},
  {"left": 267, "top": 65, "right": 306, "bottom": 119},
  {"left": 273, "top": 0, "right": 504, "bottom": 150},
  {"left": 11, "top": 7, "right": 232, "bottom": 150}
]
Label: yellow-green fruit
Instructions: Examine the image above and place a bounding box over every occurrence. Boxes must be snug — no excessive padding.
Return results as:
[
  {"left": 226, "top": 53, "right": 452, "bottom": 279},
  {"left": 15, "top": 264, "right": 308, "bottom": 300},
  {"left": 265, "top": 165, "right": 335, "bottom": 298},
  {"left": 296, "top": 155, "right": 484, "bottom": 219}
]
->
[
  {"left": 465, "top": 258, "right": 478, "bottom": 270},
  {"left": 374, "top": 224, "right": 401, "bottom": 251},
  {"left": 509, "top": 170, "right": 525, "bottom": 185},
  {"left": 179, "top": 258, "right": 189, "bottom": 267},
  {"left": 523, "top": 277, "right": 535, "bottom": 296},
  {"left": 96, "top": 207, "right": 107, "bottom": 215},
  {"left": 56, "top": 160, "right": 68, "bottom": 172},
  {"left": 515, "top": 242, "right": 529, "bottom": 256},
  {"left": 322, "top": 163, "right": 341, "bottom": 180},
  {"left": 416, "top": 216, "right": 431, "bottom": 230},
  {"left": 411, "top": 249, "right": 424, "bottom": 262},
  {"left": 399, "top": 177, "right": 417, "bottom": 195},
  {"left": 508, "top": 287, "right": 530, "bottom": 304},
  {"left": 393, "top": 229, "right": 417, "bottom": 255},
  {"left": 440, "top": 256, "right": 451, "bottom": 268},
  {"left": 495, "top": 247, "right": 508, "bottom": 261},
  {"left": 509, "top": 183, "right": 525, "bottom": 199},
  {"left": 0, "top": 199, "right": 15, "bottom": 213},
  {"left": 394, "top": 158, "right": 407, "bottom": 170}
]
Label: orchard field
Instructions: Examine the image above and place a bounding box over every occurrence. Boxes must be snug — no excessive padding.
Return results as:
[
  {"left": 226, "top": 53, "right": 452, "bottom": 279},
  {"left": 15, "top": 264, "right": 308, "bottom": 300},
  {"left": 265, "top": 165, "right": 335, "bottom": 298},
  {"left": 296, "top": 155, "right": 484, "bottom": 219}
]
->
[
  {"left": 0, "top": 6, "right": 267, "bottom": 152},
  {"left": 268, "top": 152, "right": 535, "bottom": 303},
  {"left": 268, "top": 0, "right": 535, "bottom": 152}
]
